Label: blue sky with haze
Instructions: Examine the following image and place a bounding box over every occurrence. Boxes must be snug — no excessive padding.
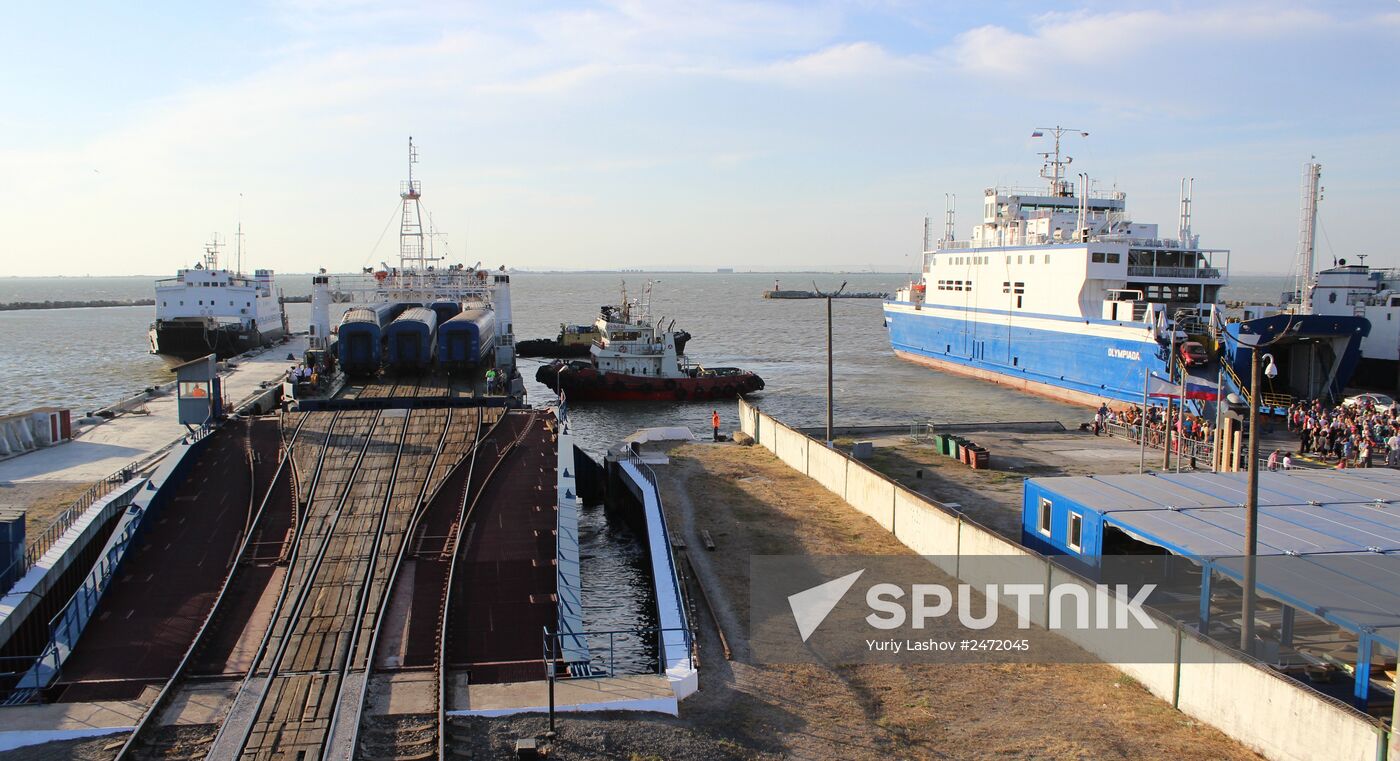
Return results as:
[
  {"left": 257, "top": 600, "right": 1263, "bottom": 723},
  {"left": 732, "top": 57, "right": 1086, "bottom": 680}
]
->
[{"left": 2, "top": 1, "right": 1396, "bottom": 276}]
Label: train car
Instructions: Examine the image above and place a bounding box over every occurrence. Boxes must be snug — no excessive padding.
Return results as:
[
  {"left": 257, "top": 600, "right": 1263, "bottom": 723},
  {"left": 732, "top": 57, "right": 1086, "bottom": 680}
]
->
[
  {"left": 437, "top": 306, "right": 497, "bottom": 373},
  {"left": 337, "top": 302, "right": 397, "bottom": 376},
  {"left": 429, "top": 299, "right": 461, "bottom": 327},
  {"left": 385, "top": 306, "right": 439, "bottom": 373}
]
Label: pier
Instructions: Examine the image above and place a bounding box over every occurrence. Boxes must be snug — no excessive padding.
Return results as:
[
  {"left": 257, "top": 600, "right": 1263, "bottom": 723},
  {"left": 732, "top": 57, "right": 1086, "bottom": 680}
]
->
[{"left": 0, "top": 354, "right": 704, "bottom": 760}]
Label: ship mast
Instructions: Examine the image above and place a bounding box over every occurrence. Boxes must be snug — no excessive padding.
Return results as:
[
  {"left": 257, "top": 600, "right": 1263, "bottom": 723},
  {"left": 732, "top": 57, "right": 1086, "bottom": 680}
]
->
[
  {"left": 399, "top": 137, "right": 439, "bottom": 274},
  {"left": 1032, "top": 126, "right": 1089, "bottom": 197},
  {"left": 1295, "top": 158, "right": 1323, "bottom": 313},
  {"left": 203, "top": 234, "right": 223, "bottom": 270}
]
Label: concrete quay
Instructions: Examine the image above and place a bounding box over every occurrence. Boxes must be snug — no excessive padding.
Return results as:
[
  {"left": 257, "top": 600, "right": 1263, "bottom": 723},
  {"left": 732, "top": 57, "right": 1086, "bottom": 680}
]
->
[{"left": 0, "top": 338, "right": 305, "bottom": 531}]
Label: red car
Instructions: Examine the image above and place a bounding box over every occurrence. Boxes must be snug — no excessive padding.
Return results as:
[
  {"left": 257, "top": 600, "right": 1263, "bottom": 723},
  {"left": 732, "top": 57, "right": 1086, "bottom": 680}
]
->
[{"left": 1178, "top": 340, "right": 1210, "bottom": 367}]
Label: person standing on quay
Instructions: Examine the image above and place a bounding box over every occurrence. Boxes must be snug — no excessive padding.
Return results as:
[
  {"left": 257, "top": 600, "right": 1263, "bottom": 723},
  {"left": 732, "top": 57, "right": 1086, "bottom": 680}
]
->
[{"left": 712, "top": 409, "right": 721, "bottom": 442}]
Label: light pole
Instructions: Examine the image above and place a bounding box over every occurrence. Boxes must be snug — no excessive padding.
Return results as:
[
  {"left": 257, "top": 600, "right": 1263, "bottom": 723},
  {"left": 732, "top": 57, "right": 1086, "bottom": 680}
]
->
[
  {"left": 1239, "top": 344, "right": 1278, "bottom": 654},
  {"left": 1163, "top": 310, "right": 1186, "bottom": 471}
]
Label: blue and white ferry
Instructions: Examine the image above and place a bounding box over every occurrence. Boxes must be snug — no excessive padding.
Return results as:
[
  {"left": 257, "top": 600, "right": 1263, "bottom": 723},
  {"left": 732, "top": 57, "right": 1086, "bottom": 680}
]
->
[{"left": 885, "top": 128, "right": 1369, "bottom": 408}]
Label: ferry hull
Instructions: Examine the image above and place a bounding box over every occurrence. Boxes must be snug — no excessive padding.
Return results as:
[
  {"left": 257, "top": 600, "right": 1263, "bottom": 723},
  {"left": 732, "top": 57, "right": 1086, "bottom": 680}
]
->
[
  {"left": 149, "top": 320, "right": 284, "bottom": 364},
  {"left": 536, "top": 363, "right": 763, "bottom": 402},
  {"left": 884, "top": 302, "right": 1166, "bottom": 408}
]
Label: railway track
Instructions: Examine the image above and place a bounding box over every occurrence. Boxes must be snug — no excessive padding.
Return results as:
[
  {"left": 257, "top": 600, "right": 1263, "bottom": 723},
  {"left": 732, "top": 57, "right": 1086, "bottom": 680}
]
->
[
  {"left": 210, "top": 408, "right": 394, "bottom": 760},
  {"left": 113, "top": 412, "right": 322, "bottom": 761},
  {"left": 436, "top": 411, "right": 541, "bottom": 759},
  {"left": 113, "top": 398, "right": 523, "bottom": 761},
  {"left": 348, "top": 408, "right": 510, "bottom": 761}
]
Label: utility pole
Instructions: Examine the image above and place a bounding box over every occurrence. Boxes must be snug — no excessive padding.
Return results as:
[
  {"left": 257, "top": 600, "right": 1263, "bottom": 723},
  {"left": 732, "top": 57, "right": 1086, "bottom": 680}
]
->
[
  {"left": 1163, "top": 322, "right": 1178, "bottom": 471},
  {"left": 826, "top": 294, "right": 834, "bottom": 446},
  {"left": 1241, "top": 346, "right": 1262, "bottom": 654}
]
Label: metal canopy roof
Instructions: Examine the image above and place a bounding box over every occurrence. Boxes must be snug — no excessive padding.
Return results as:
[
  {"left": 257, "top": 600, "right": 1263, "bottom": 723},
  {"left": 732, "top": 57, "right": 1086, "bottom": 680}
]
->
[{"left": 1033, "top": 470, "right": 1400, "bottom": 654}]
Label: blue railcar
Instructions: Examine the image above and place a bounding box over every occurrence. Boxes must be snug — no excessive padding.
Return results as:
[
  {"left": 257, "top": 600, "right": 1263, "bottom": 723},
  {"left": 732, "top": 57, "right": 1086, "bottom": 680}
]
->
[
  {"left": 437, "top": 307, "right": 497, "bottom": 372},
  {"left": 337, "top": 303, "right": 397, "bottom": 376},
  {"left": 430, "top": 300, "right": 462, "bottom": 327},
  {"left": 385, "top": 307, "right": 439, "bottom": 373}
]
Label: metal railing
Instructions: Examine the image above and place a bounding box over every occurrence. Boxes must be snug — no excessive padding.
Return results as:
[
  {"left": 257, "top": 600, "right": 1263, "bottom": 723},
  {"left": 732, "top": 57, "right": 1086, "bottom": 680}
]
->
[
  {"left": 1127, "top": 265, "right": 1223, "bottom": 279},
  {"left": 543, "top": 626, "right": 695, "bottom": 680},
  {"left": 623, "top": 450, "right": 687, "bottom": 626},
  {"left": 1102, "top": 420, "right": 1218, "bottom": 466},
  {"left": 0, "top": 456, "right": 159, "bottom": 596}
]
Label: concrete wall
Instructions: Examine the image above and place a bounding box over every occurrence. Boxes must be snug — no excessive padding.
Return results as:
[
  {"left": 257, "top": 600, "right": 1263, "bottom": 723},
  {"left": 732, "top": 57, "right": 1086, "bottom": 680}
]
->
[
  {"left": 844, "top": 461, "right": 894, "bottom": 532},
  {"left": 805, "top": 441, "right": 848, "bottom": 499},
  {"left": 1177, "top": 633, "right": 1381, "bottom": 761},
  {"left": 773, "top": 425, "right": 809, "bottom": 475},
  {"left": 733, "top": 399, "right": 1388, "bottom": 761}
]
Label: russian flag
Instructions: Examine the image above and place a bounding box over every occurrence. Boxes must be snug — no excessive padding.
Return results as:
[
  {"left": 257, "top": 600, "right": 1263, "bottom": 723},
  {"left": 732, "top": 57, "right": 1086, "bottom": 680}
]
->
[
  {"left": 1184, "top": 379, "right": 1221, "bottom": 401},
  {"left": 1031, "top": 130, "right": 1044, "bottom": 137}
]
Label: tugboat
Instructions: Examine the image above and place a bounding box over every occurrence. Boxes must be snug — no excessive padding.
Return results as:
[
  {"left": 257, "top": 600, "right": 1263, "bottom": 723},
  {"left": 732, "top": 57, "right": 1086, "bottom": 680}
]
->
[{"left": 536, "top": 282, "right": 763, "bottom": 401}]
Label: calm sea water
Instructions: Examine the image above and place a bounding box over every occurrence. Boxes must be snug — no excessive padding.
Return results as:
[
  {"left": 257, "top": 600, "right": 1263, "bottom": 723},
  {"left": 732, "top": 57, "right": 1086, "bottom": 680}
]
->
[
  {"left": 0, "top": 271, "right": 1293, "bottom": 673},
  {"left": 0, "top": 272, "right": 1293, "bottom": 441}
]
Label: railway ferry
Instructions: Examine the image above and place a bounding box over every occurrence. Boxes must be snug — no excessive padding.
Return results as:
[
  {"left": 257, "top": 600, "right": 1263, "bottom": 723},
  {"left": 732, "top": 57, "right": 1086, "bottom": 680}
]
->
[{"left": 885, "top": 128, "right": 1368, "bottom": 407}]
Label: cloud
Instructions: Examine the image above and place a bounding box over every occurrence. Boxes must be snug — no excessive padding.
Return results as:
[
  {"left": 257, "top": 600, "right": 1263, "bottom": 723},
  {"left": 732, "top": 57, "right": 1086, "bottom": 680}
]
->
[{"left": 946, "top": 7, "right": 1334, "bottom": 79}]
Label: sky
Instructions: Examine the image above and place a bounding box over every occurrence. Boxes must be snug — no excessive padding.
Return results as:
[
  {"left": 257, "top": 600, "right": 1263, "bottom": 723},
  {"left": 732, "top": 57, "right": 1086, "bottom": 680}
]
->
[{"left": 1, "top": 0, "right": 1397, "bottom": 276}]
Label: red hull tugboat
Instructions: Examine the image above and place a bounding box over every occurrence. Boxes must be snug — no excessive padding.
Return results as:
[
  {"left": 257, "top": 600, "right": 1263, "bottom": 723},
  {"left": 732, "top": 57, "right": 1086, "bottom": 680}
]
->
[{"left": 536, "top": 282, "right": 763, "bottom": 402}]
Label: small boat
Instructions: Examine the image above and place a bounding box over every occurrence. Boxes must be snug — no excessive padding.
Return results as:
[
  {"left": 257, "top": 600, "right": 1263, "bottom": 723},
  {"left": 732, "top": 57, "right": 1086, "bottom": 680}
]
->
[
  {"left": 535, "top": 282, "right": 762, "bottom": 402},
  {"left": 516, "top": 323, "right": 603, "bottom": 358}
]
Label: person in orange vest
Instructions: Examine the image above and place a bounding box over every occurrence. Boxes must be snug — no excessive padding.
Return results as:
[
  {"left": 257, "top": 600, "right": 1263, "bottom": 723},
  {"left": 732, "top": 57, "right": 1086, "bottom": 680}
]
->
[{"left": 712, "top": 409, "right": 721, "bottom": 442}]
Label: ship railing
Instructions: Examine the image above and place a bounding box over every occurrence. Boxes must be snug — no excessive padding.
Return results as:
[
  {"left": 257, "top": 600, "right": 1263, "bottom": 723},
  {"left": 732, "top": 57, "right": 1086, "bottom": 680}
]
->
[{"left": 1127, "top": 265, "right": 1223, "bottom": 280}]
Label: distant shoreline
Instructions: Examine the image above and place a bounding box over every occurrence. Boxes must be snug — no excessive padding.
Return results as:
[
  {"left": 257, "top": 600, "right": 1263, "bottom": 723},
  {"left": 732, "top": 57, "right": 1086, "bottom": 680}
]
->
[{"left": 0, "top": 299, "right": 155, "bottom": 311}]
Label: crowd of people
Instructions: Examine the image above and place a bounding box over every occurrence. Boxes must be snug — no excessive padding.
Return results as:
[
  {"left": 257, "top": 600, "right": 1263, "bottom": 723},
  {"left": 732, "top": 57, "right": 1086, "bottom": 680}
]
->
[
  {"left": 1287, "top": 398, "right": 1400, "bottom": 468},
  {"left": 1092, "top": 403, "right": 1215, "bottom": 450},
  {"left": 1087, "top": 395, "right": 1400, "bottom": 470}
]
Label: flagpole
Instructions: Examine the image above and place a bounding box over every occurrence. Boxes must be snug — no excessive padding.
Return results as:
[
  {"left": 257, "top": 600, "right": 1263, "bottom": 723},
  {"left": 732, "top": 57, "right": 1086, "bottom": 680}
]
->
[
  {"left": 1213, "top": 365, "right": 1224, "bottom": 472},
  {"left": 1140, "top": 368, "right": 1149, "bottom": 473}
]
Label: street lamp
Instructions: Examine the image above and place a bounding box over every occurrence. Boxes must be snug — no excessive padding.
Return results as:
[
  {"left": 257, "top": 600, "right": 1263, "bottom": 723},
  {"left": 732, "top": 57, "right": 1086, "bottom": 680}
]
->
[{"left": 1240, "top": 339, "right": 1280, "bottom": 655}]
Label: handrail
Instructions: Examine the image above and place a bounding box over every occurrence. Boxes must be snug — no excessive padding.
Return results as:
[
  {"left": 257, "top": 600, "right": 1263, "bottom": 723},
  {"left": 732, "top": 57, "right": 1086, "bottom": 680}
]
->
[
  {"left": 543, "top": 626, "right": 694, "bottom": 679},
  {"left": 0, "top": 434, "right": 188, "bottom": 596},
  {"left": 621, "top": 449, "right": 691, "bottom": 672}
]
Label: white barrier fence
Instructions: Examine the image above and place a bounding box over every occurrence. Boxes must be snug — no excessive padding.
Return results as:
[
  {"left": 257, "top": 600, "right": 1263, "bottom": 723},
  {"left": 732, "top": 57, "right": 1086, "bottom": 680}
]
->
[{"left": 737, "top": 399, "right": 1389, "bottom": 761}]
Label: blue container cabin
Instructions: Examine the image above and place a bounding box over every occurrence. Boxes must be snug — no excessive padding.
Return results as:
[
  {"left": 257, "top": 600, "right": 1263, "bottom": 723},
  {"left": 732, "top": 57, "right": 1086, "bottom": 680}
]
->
[
  {"left": 430, "top": 300, "right": 461, "bottom": 327},
  {"left": 337, "top": 303, "right": 397, "bottom": 376},
  {"left": 1022, "top": 469, "right": 1400, "bottom": 705},
  {"left": 438, "top": 307, "right": 497, "bottom": 372},
  {"left": 385, "top": 307, "right": 438, "bottom": 373}
]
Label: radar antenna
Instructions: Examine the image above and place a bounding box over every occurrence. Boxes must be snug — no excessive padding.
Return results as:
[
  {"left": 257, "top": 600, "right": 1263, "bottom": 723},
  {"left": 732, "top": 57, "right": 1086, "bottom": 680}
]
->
[{"left": 1032, "top": 126, "right": 1089, "bottom": 197}]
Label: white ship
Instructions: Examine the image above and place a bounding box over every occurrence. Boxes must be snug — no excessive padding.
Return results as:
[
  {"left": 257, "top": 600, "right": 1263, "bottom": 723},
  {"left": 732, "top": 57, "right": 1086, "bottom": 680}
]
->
[
  {"left": 1281, "top": 160, "right": 1399, "bottom": 391},
  {"left": 885, "top": 128, "right": 1369, "bottom": 407},
  {"left": 148, "top": 235, "right": 286, "bottom": 363}
]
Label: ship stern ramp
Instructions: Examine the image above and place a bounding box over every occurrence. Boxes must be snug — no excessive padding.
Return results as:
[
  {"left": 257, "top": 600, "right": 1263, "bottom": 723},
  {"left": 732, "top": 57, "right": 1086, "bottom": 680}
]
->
[{"left": 1223, "top": 314, "right": 1371, "bottom": 405}]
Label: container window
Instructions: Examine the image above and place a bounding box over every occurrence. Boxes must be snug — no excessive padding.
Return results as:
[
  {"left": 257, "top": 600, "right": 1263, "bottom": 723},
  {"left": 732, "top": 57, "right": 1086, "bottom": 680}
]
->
[
  {"left": 1068, "top": 512, "right": 1083, "bottom": 552},
  {"left": 1029, "top": 255, "right": 1036, "bottom": 264},
  {"left": 1092, "top": 252, "right": 1105, "bottom": 263},
  {"left": 1038, "top": 498, "right": 1052, "bottom": 536},
  {"left": 1107, "top": 253, "right": 1121, "bottom": 264},
  {"left": 1044, "top": 255, "right": 1050, "bottom": 264}
]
